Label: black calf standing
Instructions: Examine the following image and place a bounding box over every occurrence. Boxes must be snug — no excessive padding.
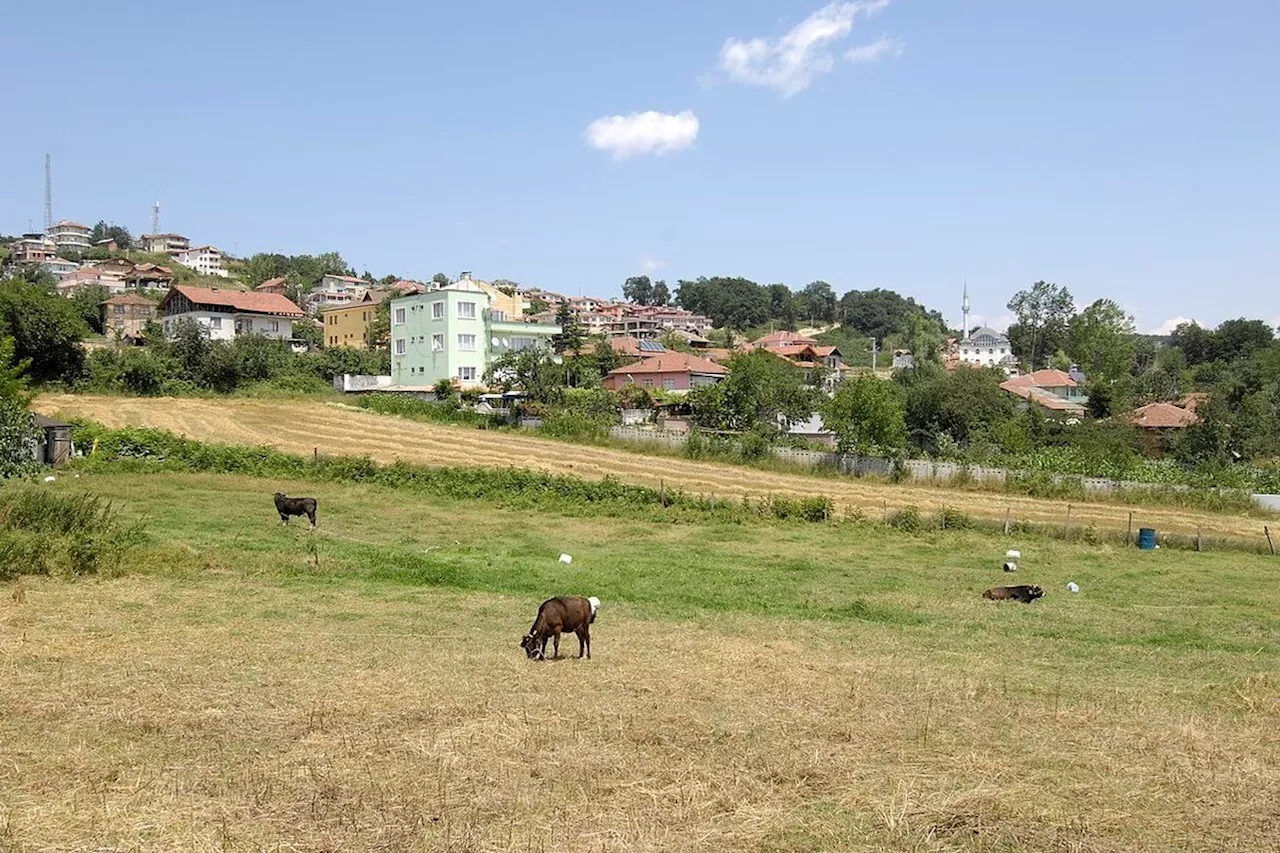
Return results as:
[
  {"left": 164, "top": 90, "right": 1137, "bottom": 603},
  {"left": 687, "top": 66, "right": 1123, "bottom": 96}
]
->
[{"left": 273, "top": 492, "right": 317, "bottom": 528}]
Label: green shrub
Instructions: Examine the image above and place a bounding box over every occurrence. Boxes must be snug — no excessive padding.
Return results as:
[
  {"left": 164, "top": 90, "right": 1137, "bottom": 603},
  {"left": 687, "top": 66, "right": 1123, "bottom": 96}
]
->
[
  {"left": 539, "top": 412, "right": 610, "bottom": 443},
  {"left": 886, "top": 505, "right": 923, "bottom": 532},
  {"left": 0, "top": 486, "right": 142, "bottom": 579}
]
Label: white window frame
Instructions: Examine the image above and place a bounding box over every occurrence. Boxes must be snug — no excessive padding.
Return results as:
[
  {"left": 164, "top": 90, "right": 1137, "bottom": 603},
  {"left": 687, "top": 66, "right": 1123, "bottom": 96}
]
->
[
  {"left": 458, "top": 366, "right": 477, "bottom": 382},
  {"left": 431, "top": 334, "right": 444, "bottom": 352},
  {"left": 209, "top": 317, "right": 222, "bottom": 329},
  {"left": 457, "top": 333, "right": 477, "bottom": 352},
  {"left": 431, "top": 301, "right": 445, "bottom": 320},
  {"left": 457, "top": 301, "right": 477, "bottom": 320},
  {"left": 393, "top": 307, "right": 406, "bottom": 325},
  {"left": 394, "top": 338, "right": 406, "bottom": 355}
]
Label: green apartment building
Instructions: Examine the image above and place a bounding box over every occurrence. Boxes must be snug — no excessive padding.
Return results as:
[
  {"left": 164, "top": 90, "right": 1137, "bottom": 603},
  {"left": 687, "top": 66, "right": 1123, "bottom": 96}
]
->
[{"left": 389, "top": 279, "right": 561, "bottom": 388}]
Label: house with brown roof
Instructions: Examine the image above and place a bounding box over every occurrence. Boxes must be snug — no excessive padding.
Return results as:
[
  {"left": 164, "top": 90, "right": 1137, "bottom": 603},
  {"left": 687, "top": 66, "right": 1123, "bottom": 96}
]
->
[
  {"left": 1000, "top": 369, "right": 1088, "bottom": 418},
  {"left": 125, "top": 262, "right": 174, "bottom": 291},
  {"left": 1127, "top": 402, "right": 1199, "bottom": 430},
  {"left": 159, "top": 285, "right": 305, "bottom": 343},
  {"left": 103, "top": 293, "right": 158, "bottom": 341},
  {"left": 255, "top": 277, "right": 288, "bottom": 294},
  {"left": 601, "top": 352, "right": 728, "bottom": 392}
]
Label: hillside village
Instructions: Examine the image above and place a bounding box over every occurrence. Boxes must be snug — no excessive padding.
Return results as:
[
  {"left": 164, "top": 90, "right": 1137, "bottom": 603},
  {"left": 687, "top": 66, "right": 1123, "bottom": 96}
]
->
[{"left": 1, "top": 216, "right": 1276, "bottom": 484}]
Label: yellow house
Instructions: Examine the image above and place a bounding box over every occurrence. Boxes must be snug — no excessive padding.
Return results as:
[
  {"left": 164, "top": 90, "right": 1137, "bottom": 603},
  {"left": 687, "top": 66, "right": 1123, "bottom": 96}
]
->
[{"left": 321, "top": 289, "right": 389, "bottom": 349}]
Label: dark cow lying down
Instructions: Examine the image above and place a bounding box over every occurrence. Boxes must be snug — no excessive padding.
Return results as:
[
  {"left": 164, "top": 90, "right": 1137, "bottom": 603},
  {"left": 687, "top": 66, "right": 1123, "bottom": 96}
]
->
[
  {"left": 521, "top": 595, "right": 599, "bottom": 660},
  {"left": 983, "top": 584, "right": 1045, "bottom": 603},
  {"left": 273, "top": 492, "right": 317, "bottom": 528}
]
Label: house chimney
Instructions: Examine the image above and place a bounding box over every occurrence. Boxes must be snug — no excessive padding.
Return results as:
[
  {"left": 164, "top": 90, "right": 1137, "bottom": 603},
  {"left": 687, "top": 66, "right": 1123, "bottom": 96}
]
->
[{"left": 460, "top": 270, "right": 472, "bottom": 281}]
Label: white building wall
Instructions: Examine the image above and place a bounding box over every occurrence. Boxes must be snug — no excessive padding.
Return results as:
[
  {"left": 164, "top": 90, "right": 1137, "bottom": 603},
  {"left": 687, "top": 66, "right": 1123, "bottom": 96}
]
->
[{"left": 163, "top": 311, "right": 295, "bottom": 341}]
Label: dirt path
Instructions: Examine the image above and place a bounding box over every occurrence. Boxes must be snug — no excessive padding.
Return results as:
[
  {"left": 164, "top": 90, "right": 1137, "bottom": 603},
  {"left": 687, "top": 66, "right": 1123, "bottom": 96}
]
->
[{"left": 38, "top": 394, "right": 1272, "bottom": 542}]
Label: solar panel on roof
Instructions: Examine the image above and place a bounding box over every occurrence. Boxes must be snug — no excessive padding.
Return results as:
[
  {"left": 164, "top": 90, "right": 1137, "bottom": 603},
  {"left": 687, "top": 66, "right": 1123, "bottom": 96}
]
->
[{"left": 638, "top": 340, "right": 666, "bottom": 352}]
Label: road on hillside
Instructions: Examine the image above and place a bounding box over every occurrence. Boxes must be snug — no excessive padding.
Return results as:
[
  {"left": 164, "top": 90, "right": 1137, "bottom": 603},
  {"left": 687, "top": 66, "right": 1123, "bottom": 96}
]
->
[{"left": 38, "top": 394, "right": 1274, "bottom": 544}]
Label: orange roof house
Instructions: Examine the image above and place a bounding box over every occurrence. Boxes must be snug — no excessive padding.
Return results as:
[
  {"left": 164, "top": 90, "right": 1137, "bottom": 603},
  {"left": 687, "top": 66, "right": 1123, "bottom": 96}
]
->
[
  {"left": 1127, "top": 402, "right": 1199, "bottom": 430},
  {"left": 601, "top": 353, "right": 728, "bottom": 392}
]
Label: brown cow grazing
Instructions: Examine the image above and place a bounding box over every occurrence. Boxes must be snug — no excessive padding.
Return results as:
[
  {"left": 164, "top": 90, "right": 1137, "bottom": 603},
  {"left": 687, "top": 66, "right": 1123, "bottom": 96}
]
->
[
  {"left": 273, "top": 492, "right": 317, "bottom": 529},
  {"left": 521, "top": 595, "right": 599, "bottom": 660},
  {"left": 983, "top": 584, "right": 1045, "bottom": 604}
]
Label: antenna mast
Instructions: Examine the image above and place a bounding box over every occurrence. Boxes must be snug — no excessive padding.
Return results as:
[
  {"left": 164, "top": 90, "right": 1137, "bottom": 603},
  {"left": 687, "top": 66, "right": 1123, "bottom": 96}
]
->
[
  {"left": 43, "top": 154, "right": 52, "bottom": 231},
  {"left": 152, "top": 201, "right": 160, "bottom": 234}
]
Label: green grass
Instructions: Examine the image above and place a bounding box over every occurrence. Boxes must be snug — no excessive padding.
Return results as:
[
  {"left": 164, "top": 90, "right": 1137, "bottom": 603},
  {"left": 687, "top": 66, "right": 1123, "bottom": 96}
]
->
[
  {"left": 6, "top": 468, "right": 1280, "bottom": 850},
  {"left": 59, "top": 470, "right": 1280, "bottom": 690}
]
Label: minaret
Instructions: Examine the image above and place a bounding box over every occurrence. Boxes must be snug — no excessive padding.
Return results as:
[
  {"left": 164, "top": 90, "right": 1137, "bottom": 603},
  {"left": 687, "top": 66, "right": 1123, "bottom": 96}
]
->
[{"left": 961, "top": 280, "right": 971, "bottom": 340}]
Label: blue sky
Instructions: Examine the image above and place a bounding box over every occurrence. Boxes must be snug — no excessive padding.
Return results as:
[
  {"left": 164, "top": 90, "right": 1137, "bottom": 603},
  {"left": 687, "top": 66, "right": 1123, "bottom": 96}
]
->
[{"left": 4, "top": 0, "right": 1278, "bottom": 333}]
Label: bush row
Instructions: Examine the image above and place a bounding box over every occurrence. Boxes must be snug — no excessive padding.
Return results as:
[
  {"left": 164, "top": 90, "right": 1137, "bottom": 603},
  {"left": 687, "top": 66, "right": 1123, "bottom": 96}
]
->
[{"left": 0, "top": 487, "right": 143, "bottom": 580}]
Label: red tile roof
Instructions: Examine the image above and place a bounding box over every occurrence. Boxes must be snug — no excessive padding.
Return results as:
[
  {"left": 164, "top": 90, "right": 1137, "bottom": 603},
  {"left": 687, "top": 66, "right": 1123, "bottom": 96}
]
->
[
  {"left": 753, "top": 330, "right": 818, "bottom": 347},
  {"left": 605, "top": 353, "right": 728, "bottom": 377},
  {"left": 104, "top": 293, "right": 157, "bottom": 306},
  {"left": 1004, "top": 369, "right": 1078, "bottom": 389},
  {"left": 1128, "top": 402, "right": 1198, "bottom": 429},
  {"left": 256, "top": 277, "right": 287, "bottom": 291},
  {"left": 167, "top": 285, "right": 304, "bottom": 317}
]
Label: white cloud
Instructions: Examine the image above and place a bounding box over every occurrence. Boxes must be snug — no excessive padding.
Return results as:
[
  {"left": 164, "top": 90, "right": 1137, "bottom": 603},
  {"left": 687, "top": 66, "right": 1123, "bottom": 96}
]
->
[
  {"left": 717, "top": 1, "right": 899, "bottom": 98},
  {"left": 586, "top": 110, "right": 700, "bottom": 160},
  {"left": 1148, "top": 316, "right": 1198, "bottom": 336},
  {"left": 844, "top": 35, "right": 904, "bottom": 64},
  {"left": 638, "top": 255, "right": 666, "bottom": 273}
]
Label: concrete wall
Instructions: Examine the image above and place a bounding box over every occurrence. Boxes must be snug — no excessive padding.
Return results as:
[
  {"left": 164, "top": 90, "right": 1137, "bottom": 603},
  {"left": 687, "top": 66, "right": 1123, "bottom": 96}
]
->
[{"left": 607, "top": 426, "right": 1277, "bottom": 508}]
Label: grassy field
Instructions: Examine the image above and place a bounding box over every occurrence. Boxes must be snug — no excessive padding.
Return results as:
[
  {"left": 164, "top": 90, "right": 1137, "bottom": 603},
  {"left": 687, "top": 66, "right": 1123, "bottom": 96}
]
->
[
  {"left": 36, "top": 394, "right": 1280, "bottom": 545},
  {"left": 2, "top": 470, "right": 1278, "bottom": 852}
]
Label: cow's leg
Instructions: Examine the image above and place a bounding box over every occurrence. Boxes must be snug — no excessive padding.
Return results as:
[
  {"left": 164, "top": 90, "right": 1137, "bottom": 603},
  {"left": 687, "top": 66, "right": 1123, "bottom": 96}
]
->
[
  {"left": 552, "top": 633, "right": 560, "bottom": 660},
  {"left": 539, "top": 636, "right": 549, "bottom": 659},
  {"left": 279, "top": 514, "right": 288, "bottom": 525},
  {"left": 584, "top": 626, "right": 591, "bottom": 659},
  {"left": 578, "top": 627, "right": 589, "bottom": 659}
]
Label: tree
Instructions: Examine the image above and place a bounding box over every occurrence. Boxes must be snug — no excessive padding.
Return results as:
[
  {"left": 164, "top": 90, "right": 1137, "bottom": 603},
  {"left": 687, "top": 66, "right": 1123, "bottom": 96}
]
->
[
  {"left": 552, "top": 302, "right": 585, "bottom": 354},
  {"left": 1069, "top": 299, "right": 1135, "bottom": 381},
  {"left": 484, "top": 349, "right": 566, "bottom": 403},
  {"left": 89, "top": 221, "right": 134, "bottom": 251},
  {"left": 0, "top": 396, "right": 39, "bottom": 479},
  {"left": 0, "top": 336, "right": 33, "bottom": 406},
  {"left": 900, "top": 365, "right": 1015, "bottom": 452},
  {"left": 293, "top": 318, "right": 323, "bottom": 350},
  {"left": 622, "top": 275, "right": 654, "bottom": 306},
  {"left": 651, "top": 280, "right": 670, "bottom": 307},
  {"left": 675, "top": 277, "right": 770, "bottom": 330},
  {"left": 1006, "top": 280, "right": 1075, "bottom": 370},
  {"left": 365, "top": 300, "right": 391, "bottom": 351},
  {"left": 839, "top": 288, "right": 946, "bottom": 342},
  {"left": 796, "top": 281, "right": 837, "bottom": 325},
  {"left": 70, "top": 286, "right": 109, "bottom": 336},
  {"left": 0, "top": 279, "right": 88, "bottom": 382},
  {"left": 687, "top": 350, "right": 816, "bottom": 434},
  {"left": 431, "top": 273, "right": 450, "bottom": 286},
  {"left": 1212, "top": 318, "right": 1274, "bottom": 362},
  {"left": 766, "top": 283, "right": 797, "bottom": 328},
  {"left": 820, "top": 374, "right": 906, "bottom": 453}
]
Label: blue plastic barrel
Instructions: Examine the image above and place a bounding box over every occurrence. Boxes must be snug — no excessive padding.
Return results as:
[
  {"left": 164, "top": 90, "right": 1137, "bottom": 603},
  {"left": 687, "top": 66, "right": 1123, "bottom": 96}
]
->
[{"left": 1137, "top": 527, "right": 1157, "bottom": 550}]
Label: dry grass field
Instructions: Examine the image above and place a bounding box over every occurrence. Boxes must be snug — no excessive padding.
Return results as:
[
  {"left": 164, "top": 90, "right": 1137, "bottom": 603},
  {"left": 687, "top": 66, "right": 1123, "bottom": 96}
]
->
[
  {"left": 36, "top": 394, "right": 1278, "bottom": 544},
  {"left": 2, "top": 472, "right": 1278, "bottom": 852}
]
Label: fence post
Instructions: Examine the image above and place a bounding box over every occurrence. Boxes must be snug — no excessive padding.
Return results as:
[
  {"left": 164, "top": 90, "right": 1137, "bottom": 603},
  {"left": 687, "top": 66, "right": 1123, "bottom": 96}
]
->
[
  {"left": 940, "top": 505, "right": 946, "bottom": 531},
  {"left": 1063, "top": 504, "right": 1073, "bottom": 537},
  {"left": 1127, "top": 512, "right": 1134, "bottom": 547},
  {"left": 1267, "top": 526, "right": 1275, "bottom": 556},
  {"left": 1196, "top": 527, "right": 1203, "bottom": 553},
  {"left": 883, "top": 499, "right": 888, "bottom": 523},
  {"left": 313, "top": 446, "right": 319, "bottom": 464},
  {"left": 1003, "top": 508, "right": 1011, "bottom": 535}
]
